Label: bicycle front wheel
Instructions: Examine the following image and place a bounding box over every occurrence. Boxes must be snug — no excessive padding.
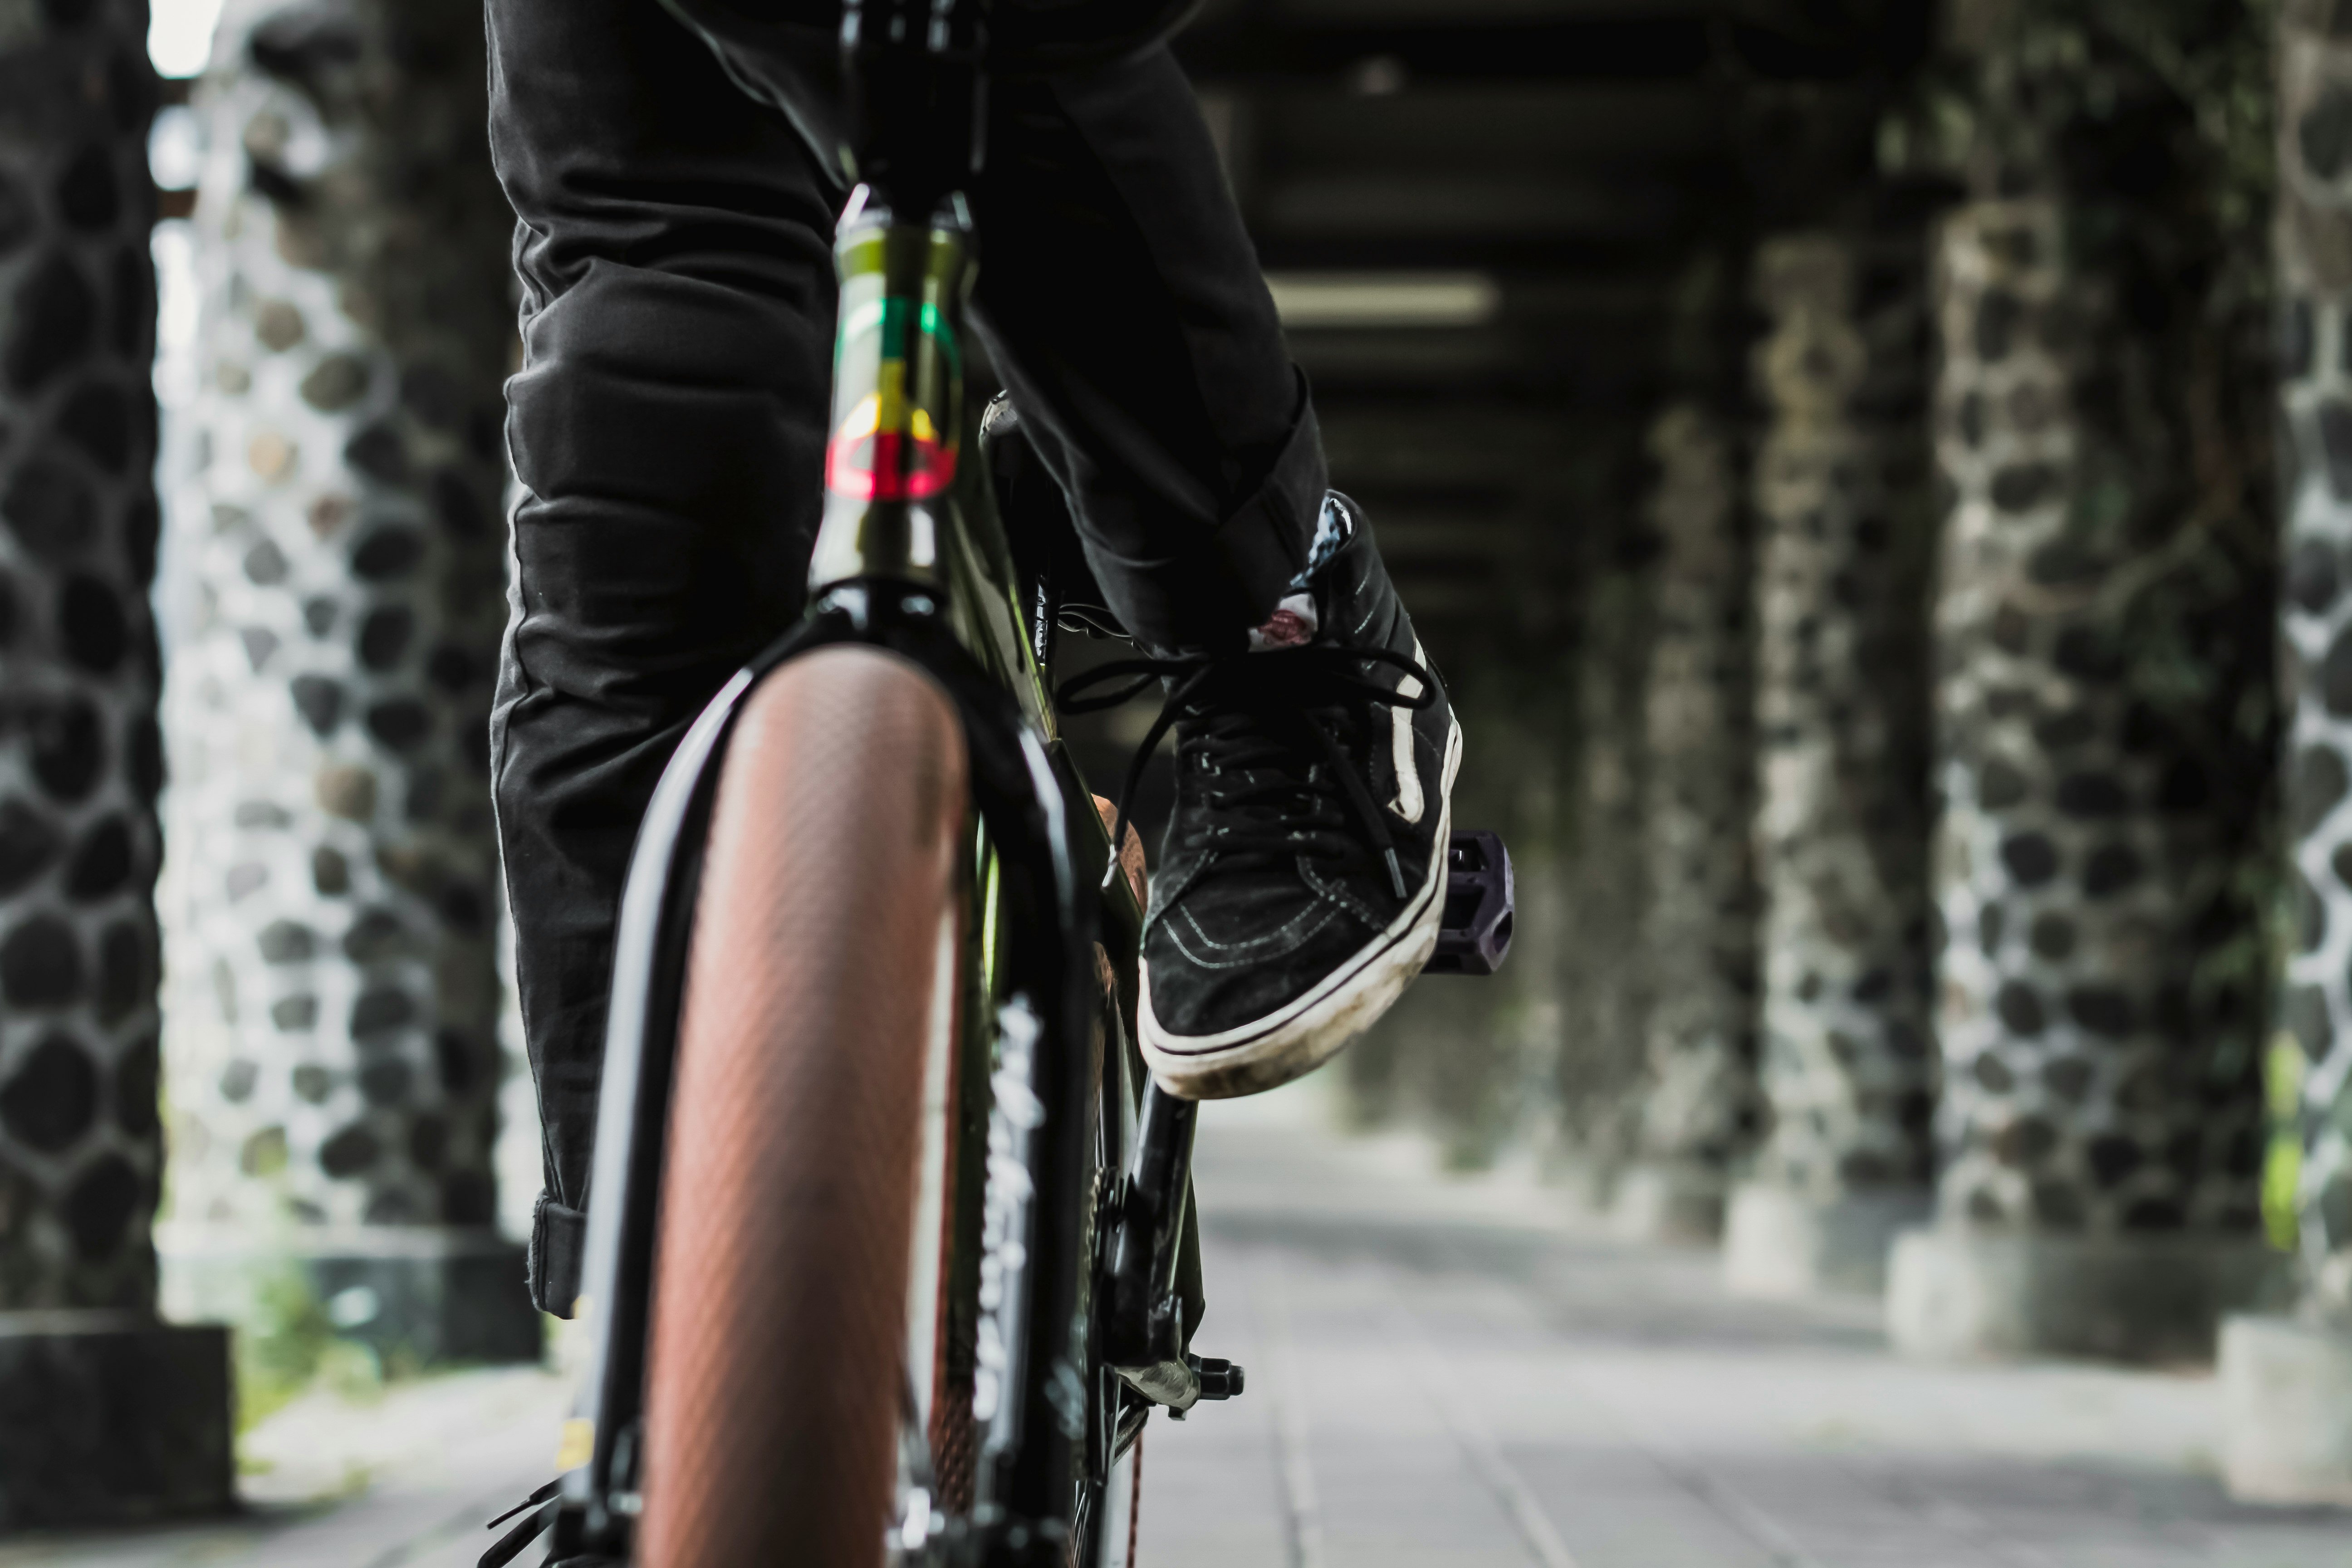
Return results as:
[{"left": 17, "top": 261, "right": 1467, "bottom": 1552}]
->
[{"left": 636, "top": 645, "right": 970, "bottom": 1568}]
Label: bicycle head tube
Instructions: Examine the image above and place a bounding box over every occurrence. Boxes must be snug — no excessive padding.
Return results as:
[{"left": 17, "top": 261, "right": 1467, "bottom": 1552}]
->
[
  {"left": 808, "top": 207, "right": 974, "bottom": 595},
  {"left": 805, "top": 0, "right": 987, "bottom": 598}
]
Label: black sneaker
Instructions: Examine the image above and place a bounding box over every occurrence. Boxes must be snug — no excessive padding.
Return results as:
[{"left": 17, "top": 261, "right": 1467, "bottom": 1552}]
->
[{"left": 1060, "top": 495, "right": 1461, "bottom": 1099}]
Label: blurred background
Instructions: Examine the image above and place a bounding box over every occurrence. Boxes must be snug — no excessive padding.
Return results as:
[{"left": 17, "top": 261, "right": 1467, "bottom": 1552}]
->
[{"left": 3, "top": 0, "right": 2352, "bottom": 1562}]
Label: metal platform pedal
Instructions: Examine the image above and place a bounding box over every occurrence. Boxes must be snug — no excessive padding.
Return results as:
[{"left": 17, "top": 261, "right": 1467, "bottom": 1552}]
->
[{"left": 1426, "top": 829, "right": 1514, "bottom": 976}]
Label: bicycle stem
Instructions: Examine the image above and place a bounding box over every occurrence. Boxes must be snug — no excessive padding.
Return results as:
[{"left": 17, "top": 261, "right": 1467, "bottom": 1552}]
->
[{"left": 842, "top": 0, "right": 989, "bottom": 220}]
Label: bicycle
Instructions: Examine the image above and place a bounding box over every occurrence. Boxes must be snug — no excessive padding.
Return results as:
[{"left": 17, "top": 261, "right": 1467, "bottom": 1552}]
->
[{"left": 486, "top": 2, "right": 1516, "bottom": 1563}]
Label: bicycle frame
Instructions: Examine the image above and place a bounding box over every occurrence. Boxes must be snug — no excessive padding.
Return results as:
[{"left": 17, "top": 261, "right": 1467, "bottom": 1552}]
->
[{"left": 547, "top": 4, "right": 1210, "bottom": 1560}]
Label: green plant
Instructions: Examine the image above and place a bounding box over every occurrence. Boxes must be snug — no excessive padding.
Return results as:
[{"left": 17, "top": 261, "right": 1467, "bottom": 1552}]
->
[
  {"left": 231, "top": 1267, "right": 392, "bottom": 1435},
  {"left": 2263, "top": 1032, "right": 2308, "bottom": 1250},
  {"left": 233, "top": 1267, "right": 335, "bottom": 1433}
]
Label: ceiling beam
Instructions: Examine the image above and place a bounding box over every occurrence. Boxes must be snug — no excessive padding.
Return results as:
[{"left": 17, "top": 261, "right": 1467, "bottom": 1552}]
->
[{"left": 1177, "top": 1, "right": 1926, "bottom": 86}]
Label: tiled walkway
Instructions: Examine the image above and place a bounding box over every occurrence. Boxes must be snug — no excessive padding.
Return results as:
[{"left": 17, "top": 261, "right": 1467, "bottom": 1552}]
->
[
  {"left": 11, "top": 1092, "right": 2348, "bottom": 1567},
  {"left": 0, "top": 1357, "right": 572, "bottom": 1567},
  {"left": 1140, "top": 1099, "right": 2352, "bottom": 1568}
]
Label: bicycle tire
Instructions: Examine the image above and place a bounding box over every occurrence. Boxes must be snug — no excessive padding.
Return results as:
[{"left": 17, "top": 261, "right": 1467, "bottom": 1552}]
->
[{"left": 637, "top": 645, "right": 970, "bottom": 1568}]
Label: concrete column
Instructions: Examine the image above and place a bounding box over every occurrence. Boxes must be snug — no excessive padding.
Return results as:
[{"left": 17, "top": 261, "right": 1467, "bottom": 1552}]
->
[
  {"left": 1374, "top": 660, "right": 1572, "bottom": 1171},
  {"left": 0, "top": 0, "right": 233, "bottom": 1529},
  {"left": 156, "top": 0, "right": 533, "bottom": 1365},
  {"left": 1727, "top": 225, "right": 1937, "bottom": 1298},
  {"left": 1616, "top": 403, "right": 1759, "bottom": 1241},
  {"left": 1889, "top": 194, "right": 2280, "bottom": 1361},
  {"left": 2219, "top": 0, "right": 2352, "bottom": 1503},
  {"left": 1552, "top": 531, "right": 1654, "bottom": 1203}
]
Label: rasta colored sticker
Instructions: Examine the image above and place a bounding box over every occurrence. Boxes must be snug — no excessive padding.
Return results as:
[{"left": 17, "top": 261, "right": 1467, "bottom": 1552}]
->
[{"left": 825, "top": 296, "right": 961, "bottom": 503}]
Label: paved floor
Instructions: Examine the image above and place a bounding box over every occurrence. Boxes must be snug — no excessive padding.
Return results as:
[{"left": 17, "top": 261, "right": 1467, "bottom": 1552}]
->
[
  {"left": 1138, "top": 1093, "right": 2352, "bottom": 1568},
  {"left": 0, "top": 1360, "right": 576, "bottom": 1568},
  {"left": 10, "top": 1089, "right": 2348, "bottom": 1566}
]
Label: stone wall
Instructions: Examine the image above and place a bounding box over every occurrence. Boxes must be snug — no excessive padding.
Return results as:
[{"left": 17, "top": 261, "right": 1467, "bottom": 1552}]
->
[
  {"left": 2278, "top": 0, "right": 2352, "bottom": 1333},
  {"left": 1893, "top": 189, "right": 2278, "bottom": 1358},
  {"left": 1325, "top": 406, "right": 1601, "bottom": 1171},
  {"left": 1728, "top": 224, "right": 1939, "bottom": 1295},
  {"left": 1621, "top": 402, "right": 1759, "bottom": 1238},
  {"left": 0, "top": 0, "right": 169, "bottom": 1319},
  {"left": 156, "top": 0, "right": 529, "bottom": 1358},
  {"left": 1351, "top": 650, "right": 1575, "bottom": 1167},
  {"left": 1927, "top": 196, "right": 2258, "bottom": 1238},
  {"left": 1886, "top": 0, "right": 2286, "bottom": 1361},
  {"left": 0, "top": 0, "right": 235, "bottom": 1529},
  {"left": 2216, "top": 0, "right": 2352, "bottom": 1510},
  {"left": 1551, "top": 543, "right": 1654, "bottom": 1197}
]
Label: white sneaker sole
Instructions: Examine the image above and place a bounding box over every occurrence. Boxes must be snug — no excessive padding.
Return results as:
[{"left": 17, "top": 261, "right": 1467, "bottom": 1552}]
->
[{"left": 1137, "top": 714, "right": 1464, "bottom": 1101}]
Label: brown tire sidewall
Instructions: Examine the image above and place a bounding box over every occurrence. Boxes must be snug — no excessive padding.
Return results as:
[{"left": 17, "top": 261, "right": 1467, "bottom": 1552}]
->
[{"left": 638, "top": 646, "right": 969, "bottom": 1568}]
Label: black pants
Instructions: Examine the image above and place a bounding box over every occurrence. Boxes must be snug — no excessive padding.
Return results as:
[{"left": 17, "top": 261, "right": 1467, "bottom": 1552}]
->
[{"left": 485, "top": 0, "right": 1324, "bottom": 1310}]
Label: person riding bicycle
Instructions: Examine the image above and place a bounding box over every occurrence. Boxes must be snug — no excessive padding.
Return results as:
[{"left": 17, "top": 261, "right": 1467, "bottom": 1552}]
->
[{"left": 486, "top": 0, "right": 1462, "bottom": 1317}]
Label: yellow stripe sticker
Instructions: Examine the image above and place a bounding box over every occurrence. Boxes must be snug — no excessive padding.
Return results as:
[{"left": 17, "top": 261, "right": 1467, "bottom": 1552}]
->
[{"left": 556, "top": 1416, "right": 594, "bottom": 1472}]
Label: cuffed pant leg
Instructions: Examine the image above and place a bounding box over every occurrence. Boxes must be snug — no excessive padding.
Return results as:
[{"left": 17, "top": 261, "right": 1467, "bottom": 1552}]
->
[
  {"left": 968, "top": 46, "right": 1326, "bottom": 652},
  {"left": 485, "top": 0, "right": 837, "bottom": 1311}
]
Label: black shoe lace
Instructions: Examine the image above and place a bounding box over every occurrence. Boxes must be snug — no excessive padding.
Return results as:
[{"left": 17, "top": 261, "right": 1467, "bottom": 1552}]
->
[{"left": 1057, "top": 643, "right": 1437, "bottom": 901}]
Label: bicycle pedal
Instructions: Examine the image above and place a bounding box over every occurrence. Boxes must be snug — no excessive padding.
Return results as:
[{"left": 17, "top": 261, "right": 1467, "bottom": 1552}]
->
[
  {"left": 1187, "top": 1353, "right": 1245, "bottom": 1401},
  {"left": 1426, "top": 828, "right": 1514, "bottom": 976},
  {"left": 1112, "top": 1350, "right": 1245, "bottom": 1412}
]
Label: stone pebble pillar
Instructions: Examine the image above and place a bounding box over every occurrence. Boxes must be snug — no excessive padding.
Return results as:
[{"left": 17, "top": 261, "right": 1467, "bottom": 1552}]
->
[
  {"left": 1725, "top": 228, "right": 1938, "bottom": 1297},
  {"left": 155, "top": 0, "right": 534, "bottom": 1365},
  {"left": 1886, "top": 198, "right": 2278, "bottom": 1362},
  {"left": 1615, "top": 404, "right": 1759, "bottom": 1241},
  {"left": 2220, "top": 0, "right": 2352, "bottom": 1504},
  {"left": 0, "top": 0, "right": 233, "bottom": 1530},
  {"left": 1552, "top": 560, "right": 1653, "bottom": 1204}
]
